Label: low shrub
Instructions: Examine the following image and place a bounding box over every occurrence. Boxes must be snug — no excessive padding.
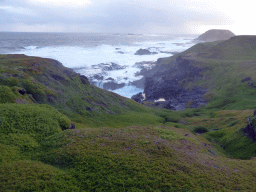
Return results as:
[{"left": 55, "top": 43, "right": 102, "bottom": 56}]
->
[
  {"left": 0, "top": 133, "right": 40, "bottom": 151},
  {"left": 193, "top": 126, "right": 209, "bottom": 134},
  {"left": 0, "top": 160, "right": 80, "bottom": 191},
  {"left": 0, "top": 103, "right": 70, "bottom": 141},
  {"left": 0, "top": 85, "right": 17, "bottom": 103}
]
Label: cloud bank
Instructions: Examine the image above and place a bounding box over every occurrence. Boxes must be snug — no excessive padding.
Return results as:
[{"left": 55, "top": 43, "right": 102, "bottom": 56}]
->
[{"left": 0, "top": 0, "right": 244, "bottom": 34}]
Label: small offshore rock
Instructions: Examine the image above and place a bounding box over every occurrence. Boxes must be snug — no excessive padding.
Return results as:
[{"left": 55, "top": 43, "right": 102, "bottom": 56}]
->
[{"left": 135, "top": 49, "right": 158, "bottom": 55}]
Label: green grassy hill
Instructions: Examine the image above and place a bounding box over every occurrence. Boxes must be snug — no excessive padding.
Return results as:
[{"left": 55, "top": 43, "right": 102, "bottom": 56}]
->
[
  {"left": 159, "top": 36, "right": 256, "bottom": 110},
  {"left": 151, "top": 35, "right": 256, "bottom": 160},
  {"left": 1, "top": 41, "right": 256, "bottom": 191},
  {"left": 0, "top": 54, "right": 165, "bottom": 128}
]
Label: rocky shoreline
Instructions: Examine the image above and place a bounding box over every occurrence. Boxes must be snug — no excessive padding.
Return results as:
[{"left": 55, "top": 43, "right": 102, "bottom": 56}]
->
[{"left": 131, "top": 55, "right": 208, "bottom": 110}]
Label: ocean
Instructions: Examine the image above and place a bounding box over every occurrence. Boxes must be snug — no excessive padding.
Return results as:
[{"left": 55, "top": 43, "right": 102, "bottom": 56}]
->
[{"left": 0, "top": 32, "right": 197, "bottom": 98}]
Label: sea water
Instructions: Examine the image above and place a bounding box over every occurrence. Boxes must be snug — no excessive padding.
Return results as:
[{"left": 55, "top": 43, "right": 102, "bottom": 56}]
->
[{"left": 0, "top": 32, "right": 197, "bottom": 98}]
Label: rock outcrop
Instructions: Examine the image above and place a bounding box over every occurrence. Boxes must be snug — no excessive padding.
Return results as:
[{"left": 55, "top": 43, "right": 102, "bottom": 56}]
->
[
  {"left": 132, "top": 55, "right": 208, "bottom": 110},
  {"left": 195, "top": 29, "right": 235, "bottom": 42},
  {"left": 243, "top": 117, "right": 256, "bottom": 142},
  {"left": 103, "top": 82, "right": 125, "bottom": 90},
  {"left": 83, "top": 62, "right": 128, "bottom": 91},
  {"left": 91, "top": 62, "right": 127, "bottom": 71},
  {"left": 131, "top": 92, "right": 144, "bottom": 103},
  {"left": 135, "top": 49, "right": 158, "bottom": 55},
  {"left": 133, "top": 61, "right": 156, "bottom": 70}
]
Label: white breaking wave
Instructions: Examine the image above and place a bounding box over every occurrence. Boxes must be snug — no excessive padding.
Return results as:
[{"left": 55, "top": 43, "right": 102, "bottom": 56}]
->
[{"left": 12, "top": 37, "right": 195, "bottom": 98}]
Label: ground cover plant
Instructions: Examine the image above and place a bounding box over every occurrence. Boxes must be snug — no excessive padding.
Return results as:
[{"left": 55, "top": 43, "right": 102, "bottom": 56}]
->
[{"left": 1, "top": 36, "right": 256, "bottom": 191}]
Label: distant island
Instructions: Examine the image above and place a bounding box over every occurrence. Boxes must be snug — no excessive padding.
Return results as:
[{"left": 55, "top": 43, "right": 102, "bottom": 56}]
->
[{"left": 195, "top": 29, "right": 235, "bottom": 42}]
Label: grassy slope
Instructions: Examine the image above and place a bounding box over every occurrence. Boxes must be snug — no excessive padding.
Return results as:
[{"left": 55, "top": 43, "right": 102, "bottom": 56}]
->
[
  {"left": 1, "top": 42, "right": 256, "bottom": 191},
  {"left": 0, "top": 54, "right": 164, "bottom": 128},
  {"left": 1, "top": 104, "right": 256, "bottom": 191},
  {"left": 155, "top": 35, "right": 256, "bottom": 159}
]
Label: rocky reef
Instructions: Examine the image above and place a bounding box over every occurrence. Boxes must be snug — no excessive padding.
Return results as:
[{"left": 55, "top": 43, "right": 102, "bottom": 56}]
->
[
  {"left": 81, "top": 62, "right": 128, "bottom": 91},
  {"left": 91, "top": 62, "right": 127, "bottom": 71}
]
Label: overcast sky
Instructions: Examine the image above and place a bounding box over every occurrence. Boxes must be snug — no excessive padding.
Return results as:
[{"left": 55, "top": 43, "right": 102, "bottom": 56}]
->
[{"left": 0, "top": 0, "right": 254, "bottom": 35}]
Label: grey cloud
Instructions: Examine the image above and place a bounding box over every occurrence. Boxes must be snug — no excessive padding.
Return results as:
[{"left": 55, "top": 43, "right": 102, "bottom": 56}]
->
[{"left": 0, "top": 0, "right": 231, "bottom": 33}]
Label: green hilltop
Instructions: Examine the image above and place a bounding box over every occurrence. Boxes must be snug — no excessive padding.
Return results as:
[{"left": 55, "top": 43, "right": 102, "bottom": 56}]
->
[{"left": 1, "top": 36, "right": 256, "bottom": 191}]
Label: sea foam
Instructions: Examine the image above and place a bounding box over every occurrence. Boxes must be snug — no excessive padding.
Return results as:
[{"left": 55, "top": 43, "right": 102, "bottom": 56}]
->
[{"left": 12, "top": 36, "right": 195, "bottom": 98}]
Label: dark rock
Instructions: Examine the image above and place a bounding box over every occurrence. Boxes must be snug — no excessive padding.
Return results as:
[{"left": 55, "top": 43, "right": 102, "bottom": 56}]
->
[
  {"left": 185, "top": 134, "right": 189, "bottom": 137},
  {"left": 106, "top": 77, "right": 115, "bottom": 81},
  {"left": 86, "top": 107, "right": 92, "bottom": 111},
  {"left": 164, "top": 102, "right": 177, "bottom": 110},
  {"left": 103, "top": 82, "right": 125, "bottom": 90},
  {"left": 142, "top": 56, "right": 208, "bottom": 110},
  {"left": 154, "top": 101, "right": 169, "bottom": 108},
  {"left": 172, "top": 43, "right": 184, "bottom": 46},
  {"left": 115, "top": 48, "right": 121, "bottom": 50},
  {"left": 116, "top": 51, "right": 125, "bottom": 54},
  {"left": 160, "top": 51, "right": 180, "bottom": 55},
  {"left": 243, "top": 118, "right": 256, "bottom": 142},
  {"left": 135, "top": 68, "right": 148, "bottom": 77},
  {"left": 254, "top": 110, "right": 256, "bottom": 116},
  {"left": 72, "top": 66, "right": 87, "bottom": 71},
  {"left": 133, "top": 61, "right": 156, "bottom": 70},
  {"left": 80, "top": 75, "right": 89, "bottom": 84},
  {"left": 93, "top": 74, "right": 104, "bottom": 80},
  {"left": 131, "top": 78, "right": 145, "bottom": 89},
  {"left": 241, "top": 77, "right": 252, "bottom": 83},
  {"left": 18, "top": 89, "right": 26, "bottom": 95},
  {"left": 92, "top": 62, "right": 126, "bottom": 71},
  {"left": 135, "top": 49, "right": 158, "bottom": 55},
  {"left": 130, "top": 59, "right": 169, "bottom": 90},
  {"left": 194, "top": 127, "right": 208, "bottom": 134},
  {"left": 69, "top": 123, "right": 76, "bottom": 129},
  {"left": 131, "top": 92, "right": 144, "bottom": 103}
]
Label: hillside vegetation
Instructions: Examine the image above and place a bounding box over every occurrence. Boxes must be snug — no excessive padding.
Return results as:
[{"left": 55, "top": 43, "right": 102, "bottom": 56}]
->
[
  {"left": 0, "top": 54, "right": 164, "bottom": 128},
  {"left": 1, "top": 35, "right": 256, "bottom": 191},
  {"left": 176, "top": 36, "right": 256, "bottom": 110}
]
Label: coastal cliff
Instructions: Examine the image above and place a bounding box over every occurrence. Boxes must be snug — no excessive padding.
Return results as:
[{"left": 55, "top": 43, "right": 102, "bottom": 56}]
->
[
  {"left": 132, "top": 35, "right": 256, "bottom": 111},
  {"left": 142, "top": 56, "right": 208, "bottom": 110}
]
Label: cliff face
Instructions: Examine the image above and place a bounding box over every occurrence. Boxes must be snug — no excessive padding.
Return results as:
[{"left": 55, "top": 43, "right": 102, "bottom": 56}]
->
[
  {"left": 143, "top": 56, "right": 208, "bottom": 110},
  {"left": 195, "top": 29, "right": 235, "bottom": 42},
  {"left": 133, "top": 35, "right": 256, "bottom": 111}
]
